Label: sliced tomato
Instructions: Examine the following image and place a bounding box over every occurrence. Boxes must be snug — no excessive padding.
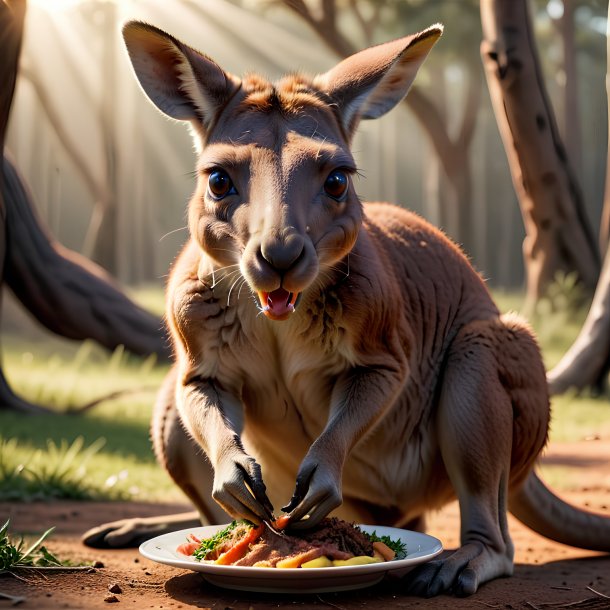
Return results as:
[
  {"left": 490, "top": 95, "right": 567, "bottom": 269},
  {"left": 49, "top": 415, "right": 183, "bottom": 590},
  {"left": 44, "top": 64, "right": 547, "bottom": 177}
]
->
[{"left": 176, "top": 541, "right": 200, "bottom": 556}]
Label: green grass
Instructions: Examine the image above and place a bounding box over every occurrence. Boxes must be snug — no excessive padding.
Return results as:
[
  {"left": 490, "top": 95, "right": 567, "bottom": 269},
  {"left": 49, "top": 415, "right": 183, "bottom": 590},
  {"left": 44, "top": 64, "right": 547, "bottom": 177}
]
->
[
  {"left": 0, "top": 436, "right": 110, "bottom": 501},
  {"left": 0, "top": 285, "right": 180, "bottom": 502},
  {"left": 126, "top": 282, "right": 166, "bottom": 318},
  {"left": 0, "top": 286, "right": 607, "bottom": 503},
  {"left": 1, "top": 520, "right": 66, "bottom": 571},
  {"left": 547, "top": 392, "right": 610, "bottom": 442}
]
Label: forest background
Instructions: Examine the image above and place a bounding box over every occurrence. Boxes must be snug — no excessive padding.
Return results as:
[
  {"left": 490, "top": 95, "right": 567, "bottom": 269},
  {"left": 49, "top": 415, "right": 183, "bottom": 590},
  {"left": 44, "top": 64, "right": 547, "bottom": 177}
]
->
[{"left": 8, "top": 0, "right": 608, "bottom": 290}]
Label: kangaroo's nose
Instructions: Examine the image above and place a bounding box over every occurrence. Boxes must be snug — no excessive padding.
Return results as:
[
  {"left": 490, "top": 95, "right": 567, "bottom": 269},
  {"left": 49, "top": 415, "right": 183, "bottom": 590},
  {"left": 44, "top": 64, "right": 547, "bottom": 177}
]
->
[{"left": 261, "top": 231, "right": 305, "bottom": 271}]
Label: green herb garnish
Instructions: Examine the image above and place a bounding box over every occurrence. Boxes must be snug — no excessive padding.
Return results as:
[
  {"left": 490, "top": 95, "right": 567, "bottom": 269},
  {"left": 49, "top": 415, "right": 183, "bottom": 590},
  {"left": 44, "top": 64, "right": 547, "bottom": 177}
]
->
[
  {"left": 367, "top": 531, "right": 407, "bottom": 560},
  {"left": 192, "top": 520, "right": 250, "bottom": 561}
]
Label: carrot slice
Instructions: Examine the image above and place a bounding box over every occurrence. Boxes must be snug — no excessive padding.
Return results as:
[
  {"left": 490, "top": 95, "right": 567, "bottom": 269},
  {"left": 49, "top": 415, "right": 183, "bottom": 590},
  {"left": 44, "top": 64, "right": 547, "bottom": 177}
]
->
[
  {"left": 273, "top": 515, "right": 291, "bottom": 530},
  {"left": 372, "top": 541, "right": 395, "bottom": 561},
  {"left": 214, "top": 524, "right": 264, "bottom": 565}
]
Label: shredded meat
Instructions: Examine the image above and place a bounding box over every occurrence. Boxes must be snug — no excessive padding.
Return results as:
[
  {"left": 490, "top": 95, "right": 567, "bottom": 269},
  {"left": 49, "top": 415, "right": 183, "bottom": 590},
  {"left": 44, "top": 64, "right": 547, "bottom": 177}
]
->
[
  {"left": 232, "top": 518, "right": 370, "bottom": 567},
  {"left": 297, "top": 518, "right": 374, "bottom": 557},
  {"left": 234, "top": 531, "right": 304, "bottom": 566}
]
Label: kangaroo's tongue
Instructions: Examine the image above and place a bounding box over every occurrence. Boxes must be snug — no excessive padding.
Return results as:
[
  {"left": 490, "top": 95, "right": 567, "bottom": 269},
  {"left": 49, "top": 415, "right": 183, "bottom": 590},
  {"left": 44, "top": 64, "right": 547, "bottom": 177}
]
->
[{"left": 258, "top": 288, "right": 298, "bottom": 320}]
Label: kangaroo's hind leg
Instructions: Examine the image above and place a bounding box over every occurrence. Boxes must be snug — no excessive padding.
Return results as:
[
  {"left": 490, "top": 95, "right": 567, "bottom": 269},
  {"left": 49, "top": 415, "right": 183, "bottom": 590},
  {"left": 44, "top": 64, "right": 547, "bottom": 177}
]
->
[
  {"left": 82, "top": 365, "right": 229, "bottom": 548},
  {"left": 406, "top": 317, "right": 548, "bottom": 596}
]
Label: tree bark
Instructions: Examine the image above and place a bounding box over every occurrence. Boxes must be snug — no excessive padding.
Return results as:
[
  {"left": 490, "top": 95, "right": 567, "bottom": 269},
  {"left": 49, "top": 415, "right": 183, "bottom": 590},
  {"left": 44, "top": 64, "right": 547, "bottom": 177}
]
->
[
  {"left": 0, "top": 0, "right": 169, "bottom": 413},
  {"left": 480, "top": 0, "right": 600, "bottom": 313}
]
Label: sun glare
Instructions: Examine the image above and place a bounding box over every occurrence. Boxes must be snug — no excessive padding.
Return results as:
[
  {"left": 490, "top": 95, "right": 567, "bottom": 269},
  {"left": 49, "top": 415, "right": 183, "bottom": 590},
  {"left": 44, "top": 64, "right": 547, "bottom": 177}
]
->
[{"left": 29, "top": 0, "right": 85, "bottom": 13}]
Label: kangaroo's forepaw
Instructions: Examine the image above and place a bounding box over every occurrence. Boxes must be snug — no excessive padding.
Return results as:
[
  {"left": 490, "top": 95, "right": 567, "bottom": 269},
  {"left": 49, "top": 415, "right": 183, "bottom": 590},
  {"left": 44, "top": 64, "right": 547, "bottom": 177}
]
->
[{"left": 404, "top": 542, "right": 512, "bottom": 597}]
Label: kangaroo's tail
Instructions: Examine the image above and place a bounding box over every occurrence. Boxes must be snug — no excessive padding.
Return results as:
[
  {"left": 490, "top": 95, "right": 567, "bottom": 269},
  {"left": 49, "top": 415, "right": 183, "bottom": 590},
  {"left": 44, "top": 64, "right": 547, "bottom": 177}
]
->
[{"left": 509, "top": 471, "right": 610, "bottom": 551}]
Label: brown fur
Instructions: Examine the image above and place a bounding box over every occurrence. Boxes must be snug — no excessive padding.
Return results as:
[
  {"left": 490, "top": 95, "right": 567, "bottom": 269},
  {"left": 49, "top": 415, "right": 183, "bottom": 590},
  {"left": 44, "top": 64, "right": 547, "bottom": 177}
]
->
[{"left": 82, "top": 22, "right": 610, "bottom": 597}]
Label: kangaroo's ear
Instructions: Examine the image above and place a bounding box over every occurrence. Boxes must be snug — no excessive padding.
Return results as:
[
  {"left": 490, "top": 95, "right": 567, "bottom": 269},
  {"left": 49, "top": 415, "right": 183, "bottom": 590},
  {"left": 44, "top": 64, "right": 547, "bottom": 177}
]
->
[
  {"left": 122, "top": 21, "right": 240, "bottom": 128},
  {"left": 316, "top": 24, "right": 443, "bottom": 134}
]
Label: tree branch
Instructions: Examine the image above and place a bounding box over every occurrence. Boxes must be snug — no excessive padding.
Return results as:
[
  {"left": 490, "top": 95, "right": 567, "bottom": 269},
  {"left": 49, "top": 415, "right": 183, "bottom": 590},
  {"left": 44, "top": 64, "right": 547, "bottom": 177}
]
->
[
  {"left": 346, "top": 0, "right": 383, "bottom": 46},
  {"left": 403, "top": 89, "right": 455, "bottom": 176},
  {"left": 280, "top": 0, "right": 357, "bottom": 57}
]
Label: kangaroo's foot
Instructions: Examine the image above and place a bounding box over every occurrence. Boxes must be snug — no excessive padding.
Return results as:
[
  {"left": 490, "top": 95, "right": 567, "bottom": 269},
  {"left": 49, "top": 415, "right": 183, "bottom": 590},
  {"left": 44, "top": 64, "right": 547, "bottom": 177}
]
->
[{"left": 405, "top": 540, "right": 513, "bottom": 597}]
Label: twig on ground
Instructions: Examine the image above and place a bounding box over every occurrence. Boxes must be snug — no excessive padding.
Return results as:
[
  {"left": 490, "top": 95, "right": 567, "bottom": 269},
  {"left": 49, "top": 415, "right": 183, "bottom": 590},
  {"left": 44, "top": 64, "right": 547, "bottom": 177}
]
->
[
  {"left": 9, "top": 566, "right": 96, "bottom": 573},
  {"left": 316, "top": 596, "right": 345, "bottom": 610},
  {"left": 69, "top": 385, "right": 158, "bottom": 413},
  {"left": 0, "top": 570, "right": 30, "bottom": 584},
  {"left": 586, "top": 586, "right": 610, "bottom": 600},
  {"left": 539, "top": 597, "right": 610, "bottom": 608}
]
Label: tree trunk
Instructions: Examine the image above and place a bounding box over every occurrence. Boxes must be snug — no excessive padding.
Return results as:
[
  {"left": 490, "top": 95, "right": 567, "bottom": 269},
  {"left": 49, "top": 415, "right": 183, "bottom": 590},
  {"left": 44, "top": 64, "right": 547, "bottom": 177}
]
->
[
  {"left": 0, "top": 0, "right": 49, "bottom": 413},
  {"left": 560, "top": 0, "right": 581, "bottom": 180},
  {"left": 0, "top": 0, "right": 169, "bottom": 413},
  {"left": 0, "top": 1, "right": 24, "bottom": 162},
  {"left": 547, "top": 0, "right": 610, "bottom": 396},
  {"left": 480, "top": 0, "right": 600, "bottom": 313}
]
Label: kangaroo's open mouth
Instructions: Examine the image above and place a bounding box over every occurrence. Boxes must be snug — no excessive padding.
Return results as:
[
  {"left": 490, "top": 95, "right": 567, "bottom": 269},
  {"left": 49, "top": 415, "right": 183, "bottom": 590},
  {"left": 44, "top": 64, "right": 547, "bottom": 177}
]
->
[{"left": 258, "top": 288, "right": 300, "bottom": 320}]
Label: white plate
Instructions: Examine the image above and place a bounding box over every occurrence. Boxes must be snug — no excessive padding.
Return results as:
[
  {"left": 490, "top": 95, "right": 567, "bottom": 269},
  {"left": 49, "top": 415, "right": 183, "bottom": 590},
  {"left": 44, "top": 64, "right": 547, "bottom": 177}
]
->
[{"left": 139, "top": 523, "right": 443, "bottom": 594}]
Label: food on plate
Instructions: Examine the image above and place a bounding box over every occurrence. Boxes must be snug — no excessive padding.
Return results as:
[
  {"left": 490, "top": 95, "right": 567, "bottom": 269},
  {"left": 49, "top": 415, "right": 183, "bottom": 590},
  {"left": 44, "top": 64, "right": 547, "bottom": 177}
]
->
[{"left": 176, "top": 517, "right": 407, "bottom": 568}]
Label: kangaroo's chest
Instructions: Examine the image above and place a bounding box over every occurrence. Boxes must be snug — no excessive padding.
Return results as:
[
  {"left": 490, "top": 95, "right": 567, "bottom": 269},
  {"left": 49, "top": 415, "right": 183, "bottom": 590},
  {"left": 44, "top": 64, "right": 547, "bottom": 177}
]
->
[
  {"left": 240, "top": 323, "right": 351, "bottom": 442},
  {"left": 236, "top": 322, "right": 440, "bottom": 511},
  {"left": 198, "top": 281, "right": 447, "bottom": 513}
]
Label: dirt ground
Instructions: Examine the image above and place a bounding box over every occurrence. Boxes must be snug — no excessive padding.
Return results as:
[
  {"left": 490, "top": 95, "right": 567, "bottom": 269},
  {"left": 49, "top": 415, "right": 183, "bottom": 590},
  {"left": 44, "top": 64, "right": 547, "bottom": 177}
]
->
[{"left": 1, "top": 439, "right": 609, "bottom": 610}]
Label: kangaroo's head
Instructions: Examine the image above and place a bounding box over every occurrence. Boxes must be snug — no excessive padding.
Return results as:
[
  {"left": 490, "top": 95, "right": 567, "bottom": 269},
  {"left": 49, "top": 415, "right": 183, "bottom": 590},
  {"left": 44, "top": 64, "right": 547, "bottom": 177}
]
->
[{"left": 123, "top": 21, "right": 442, "bottom": 320}]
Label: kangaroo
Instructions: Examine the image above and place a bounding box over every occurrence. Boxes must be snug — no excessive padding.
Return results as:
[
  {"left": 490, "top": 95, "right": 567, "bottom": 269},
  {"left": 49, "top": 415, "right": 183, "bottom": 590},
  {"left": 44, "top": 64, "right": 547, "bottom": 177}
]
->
[{"left": 83, "top": 21, "right": 610, "bottom": 596}]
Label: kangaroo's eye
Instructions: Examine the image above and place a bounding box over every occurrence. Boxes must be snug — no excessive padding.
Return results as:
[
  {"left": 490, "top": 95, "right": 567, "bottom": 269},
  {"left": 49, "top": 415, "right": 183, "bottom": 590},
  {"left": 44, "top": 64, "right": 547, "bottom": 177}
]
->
[
  {"left": 324, "top": 169, "right": 349, "bottom": 200},
  {"left": 208, "top": 169, "right": 235, "bottom": 199}
]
